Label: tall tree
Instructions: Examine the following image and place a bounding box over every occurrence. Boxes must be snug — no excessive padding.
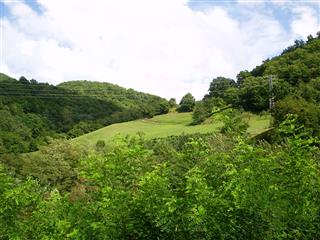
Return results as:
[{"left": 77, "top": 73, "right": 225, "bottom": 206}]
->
[
  {"left": 207, "top": 77, "right": 236, "bottom": 99},
  {"left": 168, "top": 98, "right": 177, "bottom": 108},
  {"left": 177, "top": 93, "right": 195, "bottom": 112}
]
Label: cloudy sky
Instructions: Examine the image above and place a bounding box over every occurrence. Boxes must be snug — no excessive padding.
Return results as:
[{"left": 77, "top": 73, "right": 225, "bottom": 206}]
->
[{"left": 0, "top": 0, "right": 319, "bottom": 100}]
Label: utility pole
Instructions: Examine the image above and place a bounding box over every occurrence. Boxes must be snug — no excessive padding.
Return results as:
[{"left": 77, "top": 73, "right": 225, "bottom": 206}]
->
[{"left": 268, "top": 75, "right": 274, "bottom": 111}]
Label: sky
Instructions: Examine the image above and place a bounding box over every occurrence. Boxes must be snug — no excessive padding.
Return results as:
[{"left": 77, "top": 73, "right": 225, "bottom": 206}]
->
[{"left": 0, "top": 0, "right": 319, "bottom": 100}]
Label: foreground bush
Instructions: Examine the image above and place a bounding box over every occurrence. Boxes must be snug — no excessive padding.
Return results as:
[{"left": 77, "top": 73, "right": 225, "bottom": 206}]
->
[{"left": 1, "top": 117, "right": 319, "bottom": 239}]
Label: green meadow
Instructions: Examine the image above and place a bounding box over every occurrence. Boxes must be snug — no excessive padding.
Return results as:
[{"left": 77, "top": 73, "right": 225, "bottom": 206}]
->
[{"left": 73, "top": 112, "right": 271, "bottom": 146}]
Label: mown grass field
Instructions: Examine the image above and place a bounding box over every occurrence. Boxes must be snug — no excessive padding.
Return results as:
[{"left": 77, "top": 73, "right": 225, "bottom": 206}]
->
[{"left": 73, "top": 112, "right": 271, "bottom": 146}]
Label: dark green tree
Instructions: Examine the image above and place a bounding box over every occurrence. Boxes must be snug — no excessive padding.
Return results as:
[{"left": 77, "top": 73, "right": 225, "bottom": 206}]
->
[
  {"left": 18, "top": 76, "right": 29, "bottom": 84},
  {"left": 168, "top": 98, "right": 177, "bottom": 108},
  {"left": 238, "top": 76, "right": 269, "bottom": 112},
  {"left": 273, "top": 95, "right": 320, "bottom": 136},
  {"left": 177, "top": 93, "right": 195, "bottom": 112},
  {"left": 192, "top": 97, "right": 225, "bottom": 124},
  {"left": 206, "top": 77, "right": 236, "bottom": 99}
]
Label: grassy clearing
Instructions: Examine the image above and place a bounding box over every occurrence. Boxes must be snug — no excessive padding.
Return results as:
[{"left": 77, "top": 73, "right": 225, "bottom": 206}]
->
[
  {"left": 73, "top": 112, "right": 271, "bottom": 146},
  {"left": 245, "top": 113, "right": 272, "bottom": 136},
  {"left": 73, "top": 112, "right": 223, "bottom": 145}
]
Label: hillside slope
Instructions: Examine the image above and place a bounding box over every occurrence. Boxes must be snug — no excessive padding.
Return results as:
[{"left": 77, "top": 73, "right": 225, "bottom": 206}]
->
[
  {"left": 197, "top": 35, "right": 320, "bottom": 134},
  {"left": 0, "top": 74, "right": 169, "bottom": 153},
  {"left": 73, "top": 112, "right": 271, "bottom": 146},
  {"left": 58, "top": 81, "right": 169, "bottom": 112}
]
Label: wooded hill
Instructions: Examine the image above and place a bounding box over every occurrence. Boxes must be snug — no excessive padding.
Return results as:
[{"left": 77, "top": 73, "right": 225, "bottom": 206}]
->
[
  {"left": 193, "top": 34, "right": 320, "bottom": 136},
  {"left": 0, "top": 74, "right": 169, "bottom": 153}
]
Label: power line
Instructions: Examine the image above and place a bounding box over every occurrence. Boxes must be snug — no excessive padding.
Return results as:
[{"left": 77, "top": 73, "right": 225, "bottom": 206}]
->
[
  {"left": 0, "top": 94, "right": 108, "bottom": 98},
  {"left": 0, "top": 89, "right": 145, "bottom": 96},
  {"left": 0, "top": 86, "right": 128, "bottom": 93},
  {"left": 0, "top": 91, "right": 135, "bottom": 96},
  {"left": 0, "top": 88, "right": 117, "bottom": 93},
  {"left": 0, "top": 82, "right": 120, "bottom": 87}
]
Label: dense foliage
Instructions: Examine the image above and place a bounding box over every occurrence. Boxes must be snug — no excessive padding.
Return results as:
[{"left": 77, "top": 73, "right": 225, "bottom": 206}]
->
[
  {"left": 192, "top": 97, "right": 226, "bottom": 124},
  {"left": 1, "top": 115, "right": 319, "bottom": 239},
  {"left": 168, "top": 98, "right": 177, "bottom": 108},
  {"left": 0, "top": 74, "right": 169, "bottom": 153},
  {"left": 58, "top": 80, "right": 169, "bottom": 116},
  {"left": 193, "top": 34, "right": 320, "bottom": 135},
  {"left": 177, "top": 93, "right": 196, "bottom": 112}
]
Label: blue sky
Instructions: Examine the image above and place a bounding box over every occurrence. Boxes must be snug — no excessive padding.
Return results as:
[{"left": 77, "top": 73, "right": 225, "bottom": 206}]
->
[
  {"left": 2, "top": 0, "right": 318, "bottom": 32},
  {"left": 188, "top": 0, "right": 319, "bottom": 37},
  {"left": 0, "top": 0, "right": 319, "bottom": 99},
  {"left": 1, "top": 0, "right": 42, "bottom": 18}
]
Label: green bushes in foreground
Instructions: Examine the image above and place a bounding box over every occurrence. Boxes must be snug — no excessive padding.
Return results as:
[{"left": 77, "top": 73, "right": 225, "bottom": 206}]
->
[{"left": 1, "top": 116, "right": 320, "bottom": 239}]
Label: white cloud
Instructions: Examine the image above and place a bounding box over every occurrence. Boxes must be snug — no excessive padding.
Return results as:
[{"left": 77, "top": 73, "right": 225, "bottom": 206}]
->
[
  {"left": 0, "top": 0, "right": 317, "bottom": 100},
  {"left": 291, "top": 6, "right": 320, "bottom": 39}
]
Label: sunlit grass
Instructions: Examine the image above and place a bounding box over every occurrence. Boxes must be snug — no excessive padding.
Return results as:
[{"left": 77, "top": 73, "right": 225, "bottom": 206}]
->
[{"left": 73, "top": 112, "right": 271, "bottom": 146}]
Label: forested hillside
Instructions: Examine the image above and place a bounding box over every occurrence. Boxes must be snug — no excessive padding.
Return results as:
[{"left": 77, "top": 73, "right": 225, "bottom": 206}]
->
[
  {"left": 193, "top": 34, "right": 320, "bottom": 136},
  {"left": 58, "top": 81, "right": 169, "bottom": 111},
  {"left": 0, "top": 74, "right": 169, "bottom": 153}
]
